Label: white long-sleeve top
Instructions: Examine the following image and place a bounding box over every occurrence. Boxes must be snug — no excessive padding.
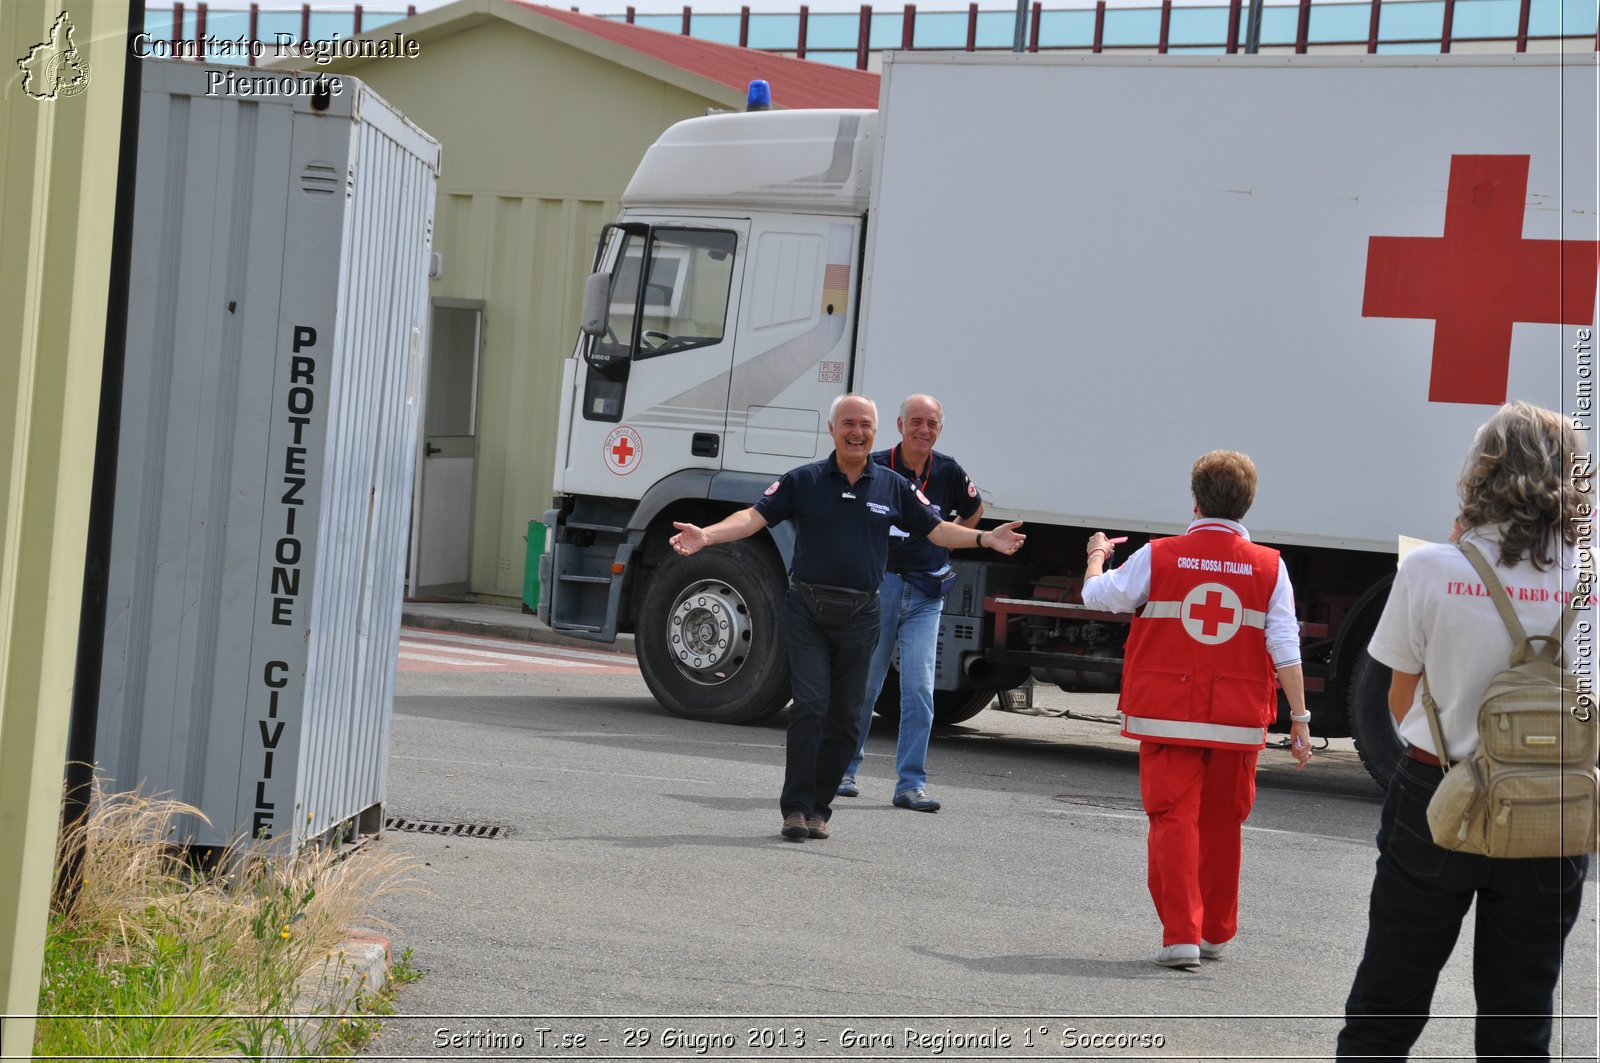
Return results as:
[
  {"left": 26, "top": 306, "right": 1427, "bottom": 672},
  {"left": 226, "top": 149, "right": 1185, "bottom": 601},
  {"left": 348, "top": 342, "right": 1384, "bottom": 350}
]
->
[{"left": 1080, "top": 517, "right": 1303, "bottom": 668}]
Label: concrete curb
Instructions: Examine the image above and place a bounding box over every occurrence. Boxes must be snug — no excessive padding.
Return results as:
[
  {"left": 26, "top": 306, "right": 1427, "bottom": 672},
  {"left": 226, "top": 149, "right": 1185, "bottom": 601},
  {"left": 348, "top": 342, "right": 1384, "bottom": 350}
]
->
[
  {"left": 335, "top": 929, "right": 393, "bottom": 999},
  {"left": 401, "top": 608, "right": 637, "bottom": 656},
  {"left": 288, "top": 928, "right": 392, "bottom": 1058}
]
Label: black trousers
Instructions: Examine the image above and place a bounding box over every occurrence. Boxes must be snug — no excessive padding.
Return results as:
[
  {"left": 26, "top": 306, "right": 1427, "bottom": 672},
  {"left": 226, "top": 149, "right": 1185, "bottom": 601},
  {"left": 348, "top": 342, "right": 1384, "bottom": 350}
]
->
[
  {"left": 778, "top": 585, "right": 879, "bottom": 822},
  {"left": 1337, "top": 754, "right": 1588, "bottom": 1062}
]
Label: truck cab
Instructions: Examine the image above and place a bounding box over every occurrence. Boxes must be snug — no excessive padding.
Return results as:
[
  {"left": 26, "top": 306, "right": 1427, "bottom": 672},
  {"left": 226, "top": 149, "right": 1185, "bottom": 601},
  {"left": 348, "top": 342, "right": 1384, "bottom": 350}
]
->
[{"left": 542, "top": 109, "right": 890, "bottom": 724}]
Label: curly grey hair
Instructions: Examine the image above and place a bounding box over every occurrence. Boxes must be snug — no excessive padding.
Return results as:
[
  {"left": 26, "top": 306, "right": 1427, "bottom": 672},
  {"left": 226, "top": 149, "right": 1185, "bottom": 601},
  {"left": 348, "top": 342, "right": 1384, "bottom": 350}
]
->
[{"left": 1457, "top": 401, "right": 1590, "bottom": 570}]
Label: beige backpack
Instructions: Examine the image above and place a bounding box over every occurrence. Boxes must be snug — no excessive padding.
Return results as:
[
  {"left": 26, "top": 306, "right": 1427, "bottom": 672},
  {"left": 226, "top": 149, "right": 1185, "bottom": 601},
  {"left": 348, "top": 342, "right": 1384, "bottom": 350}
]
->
[{"left": 1420, "top": 542, "right": 1598, "bottom": 859}]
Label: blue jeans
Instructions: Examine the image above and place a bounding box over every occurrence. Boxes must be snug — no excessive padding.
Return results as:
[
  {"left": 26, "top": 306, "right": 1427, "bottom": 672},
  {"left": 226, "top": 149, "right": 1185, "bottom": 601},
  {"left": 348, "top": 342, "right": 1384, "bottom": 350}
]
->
[
  {"left": 844, "top": 572, "right": 944, "bottom": 796},
  {"left": 1337, "top": 754, "right": 1588, "bottom": 1062},
  {"left": 780, "top": 585, "right": 880, "bottom": 822}
]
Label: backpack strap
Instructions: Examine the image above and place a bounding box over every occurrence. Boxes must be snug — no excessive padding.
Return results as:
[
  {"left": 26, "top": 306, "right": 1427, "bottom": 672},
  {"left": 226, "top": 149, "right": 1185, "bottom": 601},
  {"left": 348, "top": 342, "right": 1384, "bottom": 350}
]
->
[
  {"left": 1456, "top": 540, "right": 1531, "bottom": 658},
  {"left": 1418, "top": 671, "right": 1453, "bottom": 772},
  {"left": 1456, "top": 540, "right": 1586, "bottom": 666}
]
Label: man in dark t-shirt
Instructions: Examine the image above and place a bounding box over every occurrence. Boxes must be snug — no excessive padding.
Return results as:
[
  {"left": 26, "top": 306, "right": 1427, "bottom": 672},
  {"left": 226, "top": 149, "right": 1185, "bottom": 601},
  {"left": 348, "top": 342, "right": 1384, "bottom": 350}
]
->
[{"left": 669, "top": 394, "right": 1024, "bottom": 842}]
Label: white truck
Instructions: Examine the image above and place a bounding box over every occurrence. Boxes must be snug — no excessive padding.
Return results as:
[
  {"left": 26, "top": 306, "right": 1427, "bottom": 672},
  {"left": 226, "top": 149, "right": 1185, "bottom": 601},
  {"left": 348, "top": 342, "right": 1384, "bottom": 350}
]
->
[{"left": 539, "top": 53, "right": 1598, "bottom": 785}]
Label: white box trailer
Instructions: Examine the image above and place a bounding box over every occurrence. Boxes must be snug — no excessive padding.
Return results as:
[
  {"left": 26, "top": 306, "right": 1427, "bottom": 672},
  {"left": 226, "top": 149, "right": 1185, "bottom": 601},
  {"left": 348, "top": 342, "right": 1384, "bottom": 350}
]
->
[
  {"left": 859, "top": 54, "right": 1594, "bottom": 550},
  {"left": 96, "top": 61, "right": 440, "bottom": 848},
  {"left": 541, "top": 53, "right": 1597, "bottom": 785}
]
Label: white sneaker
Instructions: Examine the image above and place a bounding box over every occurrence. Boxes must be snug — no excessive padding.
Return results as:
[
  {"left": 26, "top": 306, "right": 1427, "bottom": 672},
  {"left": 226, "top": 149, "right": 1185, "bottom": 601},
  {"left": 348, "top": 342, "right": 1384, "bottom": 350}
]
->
[
  {"left": 1200, "top": 939, "right": 1228, "bottom": 960},
  {"left": 1155, "top": 943, "right": 1201, "bottom": 970}
]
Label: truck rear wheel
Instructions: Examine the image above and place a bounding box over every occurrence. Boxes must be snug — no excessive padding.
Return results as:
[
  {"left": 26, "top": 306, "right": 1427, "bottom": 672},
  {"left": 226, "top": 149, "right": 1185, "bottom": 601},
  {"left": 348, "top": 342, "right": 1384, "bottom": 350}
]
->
[
  {"left": 873, "top": 671, "right": 994, "bottom": 726},
  {"left": 933, "top": 687, "right": 996, "bottom": 726},
  {"left": 1348, "top": 650, "right": 1403, "bottom": 789},
  {"left": 637, "top": 544, "right": 790, "bottom": 724}
]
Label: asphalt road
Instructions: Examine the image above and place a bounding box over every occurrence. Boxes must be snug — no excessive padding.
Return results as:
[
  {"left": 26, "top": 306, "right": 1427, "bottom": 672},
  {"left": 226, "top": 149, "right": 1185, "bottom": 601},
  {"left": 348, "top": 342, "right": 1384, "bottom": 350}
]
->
[{"left": 360, "top": 629, "right": 1599, "bottom": 1062}]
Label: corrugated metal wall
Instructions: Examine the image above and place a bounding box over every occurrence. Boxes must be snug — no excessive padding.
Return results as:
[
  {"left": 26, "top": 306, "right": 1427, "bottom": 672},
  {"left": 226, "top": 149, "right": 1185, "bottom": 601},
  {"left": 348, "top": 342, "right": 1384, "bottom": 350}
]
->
[
  {"left": 98, "top": 63, "right": 439, "bottom": 849},
  {"left": 0, "top": 5, "right": 130, "bottom": 1043},
  {"left": 299, "top": 100, "right": 440, "bottom": 843}
]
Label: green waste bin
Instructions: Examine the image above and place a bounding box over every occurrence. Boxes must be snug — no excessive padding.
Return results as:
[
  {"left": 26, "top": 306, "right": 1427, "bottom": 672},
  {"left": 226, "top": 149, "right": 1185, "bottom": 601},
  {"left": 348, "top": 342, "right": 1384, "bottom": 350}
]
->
[{"left": 523, "top": 520, "right": 547, "bottom": 612}]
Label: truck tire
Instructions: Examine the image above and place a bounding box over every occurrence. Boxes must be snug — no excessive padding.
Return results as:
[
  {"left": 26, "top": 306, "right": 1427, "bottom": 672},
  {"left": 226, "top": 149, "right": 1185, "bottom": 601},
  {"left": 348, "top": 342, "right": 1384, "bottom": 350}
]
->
[
  {"left": 872, "top": 669, "right": 995, "bottom": 727},
  {"left": 1348, "top": 649, "right": 1403, "bottom": 790},
  {"left": 636, "top": 544, "right": 790, "bottom": 724},
  {"left": 933, "top": 687, "right": 995, "bottom": 726}
]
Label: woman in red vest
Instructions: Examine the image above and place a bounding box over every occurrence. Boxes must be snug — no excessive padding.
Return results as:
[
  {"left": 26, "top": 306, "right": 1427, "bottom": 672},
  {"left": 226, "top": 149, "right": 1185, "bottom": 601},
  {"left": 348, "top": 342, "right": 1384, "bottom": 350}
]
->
[{"left": 1082, "top": 450, "right": 1313, "bottom": 970}]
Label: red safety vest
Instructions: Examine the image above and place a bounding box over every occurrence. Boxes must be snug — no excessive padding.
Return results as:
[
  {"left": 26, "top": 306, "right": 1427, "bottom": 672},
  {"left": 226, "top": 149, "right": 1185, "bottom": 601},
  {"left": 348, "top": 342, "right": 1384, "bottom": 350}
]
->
[{"left": 1119, "top": 523, "right": 1283, "bottom": 749}]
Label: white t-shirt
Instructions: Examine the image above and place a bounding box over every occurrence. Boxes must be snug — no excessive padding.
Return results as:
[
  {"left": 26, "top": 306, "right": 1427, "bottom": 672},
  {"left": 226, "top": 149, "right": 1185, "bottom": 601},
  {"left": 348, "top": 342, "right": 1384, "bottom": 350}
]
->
[{"left": 1368, "top": 526, "right": 1594, "bottom": 760}]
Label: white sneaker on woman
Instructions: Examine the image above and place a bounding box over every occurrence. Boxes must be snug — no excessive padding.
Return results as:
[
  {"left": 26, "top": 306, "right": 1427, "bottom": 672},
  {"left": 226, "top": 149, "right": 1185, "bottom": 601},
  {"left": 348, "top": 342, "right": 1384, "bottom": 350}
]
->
[{"left": 1155, "top": 943, "right": 1201, "bottom": 970}]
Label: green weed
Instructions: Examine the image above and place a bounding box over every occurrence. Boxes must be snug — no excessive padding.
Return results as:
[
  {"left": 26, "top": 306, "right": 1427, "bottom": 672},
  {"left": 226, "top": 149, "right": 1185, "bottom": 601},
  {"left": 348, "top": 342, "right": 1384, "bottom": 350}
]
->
[{"left": 35, "top": 785, "right": 421, "bottom": 1060}]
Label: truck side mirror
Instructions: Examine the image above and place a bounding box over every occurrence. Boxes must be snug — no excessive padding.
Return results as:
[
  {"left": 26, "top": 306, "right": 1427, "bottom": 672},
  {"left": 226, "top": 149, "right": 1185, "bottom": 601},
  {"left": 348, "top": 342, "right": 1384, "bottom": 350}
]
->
[{"left": 579, "top": 271, "right": 611, "bottom": 338}]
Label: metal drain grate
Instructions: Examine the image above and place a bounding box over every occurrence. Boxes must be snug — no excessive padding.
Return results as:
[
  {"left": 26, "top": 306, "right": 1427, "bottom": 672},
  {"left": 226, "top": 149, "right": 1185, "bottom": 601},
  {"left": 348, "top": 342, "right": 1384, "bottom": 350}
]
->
[{"left": 384, "top": 817, "right": 508, "bottom": 839}]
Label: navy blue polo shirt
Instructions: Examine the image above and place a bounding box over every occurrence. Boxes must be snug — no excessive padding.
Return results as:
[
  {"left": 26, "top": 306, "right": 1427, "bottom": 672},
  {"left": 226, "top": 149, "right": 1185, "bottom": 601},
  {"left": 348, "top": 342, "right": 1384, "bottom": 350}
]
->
[
  {"left": 754, "top": 452, "right": 942, "bottom": 592},
  {"left": 876, "top": 446, "right": 983, "bottom": 575}
]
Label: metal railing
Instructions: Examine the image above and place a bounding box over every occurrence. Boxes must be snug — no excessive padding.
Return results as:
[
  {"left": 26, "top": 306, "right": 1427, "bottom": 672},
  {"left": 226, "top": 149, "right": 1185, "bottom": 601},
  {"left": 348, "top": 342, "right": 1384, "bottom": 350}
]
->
[{"left": 141, "top": 0, "right": 1599, "bottom": 68}]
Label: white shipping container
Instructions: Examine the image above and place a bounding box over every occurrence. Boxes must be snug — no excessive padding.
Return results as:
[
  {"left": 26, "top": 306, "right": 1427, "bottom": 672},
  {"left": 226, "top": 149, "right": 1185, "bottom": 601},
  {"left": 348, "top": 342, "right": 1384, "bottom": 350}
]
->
[
  {"left": 96, "top": 61, "right": 440, "bottom": 849},
  {"left": 857, "top": 53, "right": 1597, "bottom": 551}
]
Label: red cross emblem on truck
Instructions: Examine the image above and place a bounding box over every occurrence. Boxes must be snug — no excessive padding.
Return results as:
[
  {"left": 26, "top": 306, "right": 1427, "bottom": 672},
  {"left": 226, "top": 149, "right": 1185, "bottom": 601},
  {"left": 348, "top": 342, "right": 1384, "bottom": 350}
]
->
[
  {"left": 603, "top": 426, "right": 643, "bottom": 476},
  {"left": 1363, "top": 155, "right": 1600, "bottom": 406}
]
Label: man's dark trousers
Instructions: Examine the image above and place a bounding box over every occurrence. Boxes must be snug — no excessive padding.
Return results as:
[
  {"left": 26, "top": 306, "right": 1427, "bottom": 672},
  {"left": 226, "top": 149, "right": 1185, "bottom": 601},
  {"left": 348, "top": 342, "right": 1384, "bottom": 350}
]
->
[
  {"left": 780, "top": 587, "right": 880, "bottom": 822},
  {"left": 1337, "top": 754, "right": 1587, "bottom": 1062}
]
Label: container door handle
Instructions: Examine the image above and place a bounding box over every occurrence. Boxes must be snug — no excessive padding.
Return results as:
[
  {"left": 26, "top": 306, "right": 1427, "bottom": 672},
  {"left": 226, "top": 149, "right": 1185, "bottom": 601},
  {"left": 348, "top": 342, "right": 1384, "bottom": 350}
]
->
[{"left": 425, "top": 442, "right": 442, "bottom": 456}]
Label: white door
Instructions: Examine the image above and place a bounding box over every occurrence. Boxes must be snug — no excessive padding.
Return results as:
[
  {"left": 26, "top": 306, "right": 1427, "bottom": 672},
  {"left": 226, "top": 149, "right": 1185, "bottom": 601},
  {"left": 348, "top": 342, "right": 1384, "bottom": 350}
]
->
[
  {"left": 559, "top": 221, "right": 749, "bottom": 500},
  {"left": 412, "top": 301, "right": 480, "bottom": 597},
  {"left": 722, "top": 217, "right": 862, "bottom": 472}
]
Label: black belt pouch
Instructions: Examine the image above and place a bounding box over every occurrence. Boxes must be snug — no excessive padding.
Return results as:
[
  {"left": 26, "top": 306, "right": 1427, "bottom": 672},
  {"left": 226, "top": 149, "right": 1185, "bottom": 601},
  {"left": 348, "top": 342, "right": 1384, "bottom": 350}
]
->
[
  {"left": 793, "top": 579, "right": 875, "bottom": 628},
  {"left": 902, "top": 567, "right": 958, "bottom": 599}
]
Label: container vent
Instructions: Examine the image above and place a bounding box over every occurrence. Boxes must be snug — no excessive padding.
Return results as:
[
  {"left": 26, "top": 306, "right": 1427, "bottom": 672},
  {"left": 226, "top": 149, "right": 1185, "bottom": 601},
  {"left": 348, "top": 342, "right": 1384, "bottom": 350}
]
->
[
  {"left": 384, "top": 816, "right": 507, "bottom": 839},
  {"left": 301, "top": 162, "right": 340, "bottom": 196}
]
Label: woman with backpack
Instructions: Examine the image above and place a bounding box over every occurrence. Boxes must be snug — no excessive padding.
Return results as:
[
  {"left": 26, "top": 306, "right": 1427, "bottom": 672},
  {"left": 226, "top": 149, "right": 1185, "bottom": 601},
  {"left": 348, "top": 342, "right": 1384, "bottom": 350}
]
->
[{"left": 1337, "top": 402, "right": 1593, "bottom": 1060}]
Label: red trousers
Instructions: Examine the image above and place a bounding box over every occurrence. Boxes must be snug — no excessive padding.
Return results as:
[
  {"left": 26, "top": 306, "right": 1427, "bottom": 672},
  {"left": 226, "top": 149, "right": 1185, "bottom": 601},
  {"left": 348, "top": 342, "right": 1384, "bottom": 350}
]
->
[{"left": 1138, "top": 742, "right": 1259, "bottom": 946}]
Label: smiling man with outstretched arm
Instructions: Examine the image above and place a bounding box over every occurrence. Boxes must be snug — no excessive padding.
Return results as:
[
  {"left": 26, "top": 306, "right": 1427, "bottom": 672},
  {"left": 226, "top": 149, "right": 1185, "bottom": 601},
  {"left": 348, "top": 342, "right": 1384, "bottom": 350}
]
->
[{"left": 668, "top": 393, "right": 1024, "bottom": 842}]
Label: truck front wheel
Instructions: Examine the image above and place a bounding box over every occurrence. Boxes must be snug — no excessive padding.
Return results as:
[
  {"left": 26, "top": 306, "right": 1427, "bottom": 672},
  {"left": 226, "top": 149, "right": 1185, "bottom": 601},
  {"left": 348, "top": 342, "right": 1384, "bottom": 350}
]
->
[
  {"left": 1347, "top": 650, "right": 1403, "bottom": 789},
  {"left": 636, "top": 543, "right": 791, "bottom": 724}
]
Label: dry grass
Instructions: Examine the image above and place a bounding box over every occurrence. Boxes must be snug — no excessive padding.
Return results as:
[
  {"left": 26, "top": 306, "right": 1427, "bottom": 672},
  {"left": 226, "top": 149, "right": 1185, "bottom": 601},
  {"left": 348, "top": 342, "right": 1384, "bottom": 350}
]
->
[{"left": 36, "top": 781, "right": 421, "bottom": 1060}]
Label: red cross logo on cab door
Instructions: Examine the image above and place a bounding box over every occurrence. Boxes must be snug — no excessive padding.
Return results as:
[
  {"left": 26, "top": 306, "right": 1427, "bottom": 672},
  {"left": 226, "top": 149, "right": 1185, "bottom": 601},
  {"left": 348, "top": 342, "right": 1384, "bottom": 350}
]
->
[{"left": 1363, "top": 155, "right": 1600, "bottom": 406}]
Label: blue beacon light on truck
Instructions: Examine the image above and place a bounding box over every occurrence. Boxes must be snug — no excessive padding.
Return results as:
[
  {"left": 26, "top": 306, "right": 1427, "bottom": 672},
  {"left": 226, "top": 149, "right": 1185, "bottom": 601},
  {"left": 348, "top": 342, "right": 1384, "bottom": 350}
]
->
[{"left": 746, "top": 80, "right": 772, "bottom": 111}]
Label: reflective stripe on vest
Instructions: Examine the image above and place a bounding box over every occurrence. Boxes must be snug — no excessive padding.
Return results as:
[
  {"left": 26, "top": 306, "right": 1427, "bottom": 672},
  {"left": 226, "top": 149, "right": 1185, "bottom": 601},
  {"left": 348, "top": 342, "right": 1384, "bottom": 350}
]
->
[
  {"left": 1141, "top": 601, "right": 1267, "bottom": 628},
  {"left": 1122, "top": 714, "right": 1267, "bottom": 747}
]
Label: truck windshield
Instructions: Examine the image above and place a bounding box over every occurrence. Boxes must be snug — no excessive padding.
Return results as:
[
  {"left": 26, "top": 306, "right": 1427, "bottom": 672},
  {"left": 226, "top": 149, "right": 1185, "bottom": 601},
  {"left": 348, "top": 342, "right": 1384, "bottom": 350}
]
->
[{"left": 608, "top": 228, "right": 737, "bottom": 360}]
